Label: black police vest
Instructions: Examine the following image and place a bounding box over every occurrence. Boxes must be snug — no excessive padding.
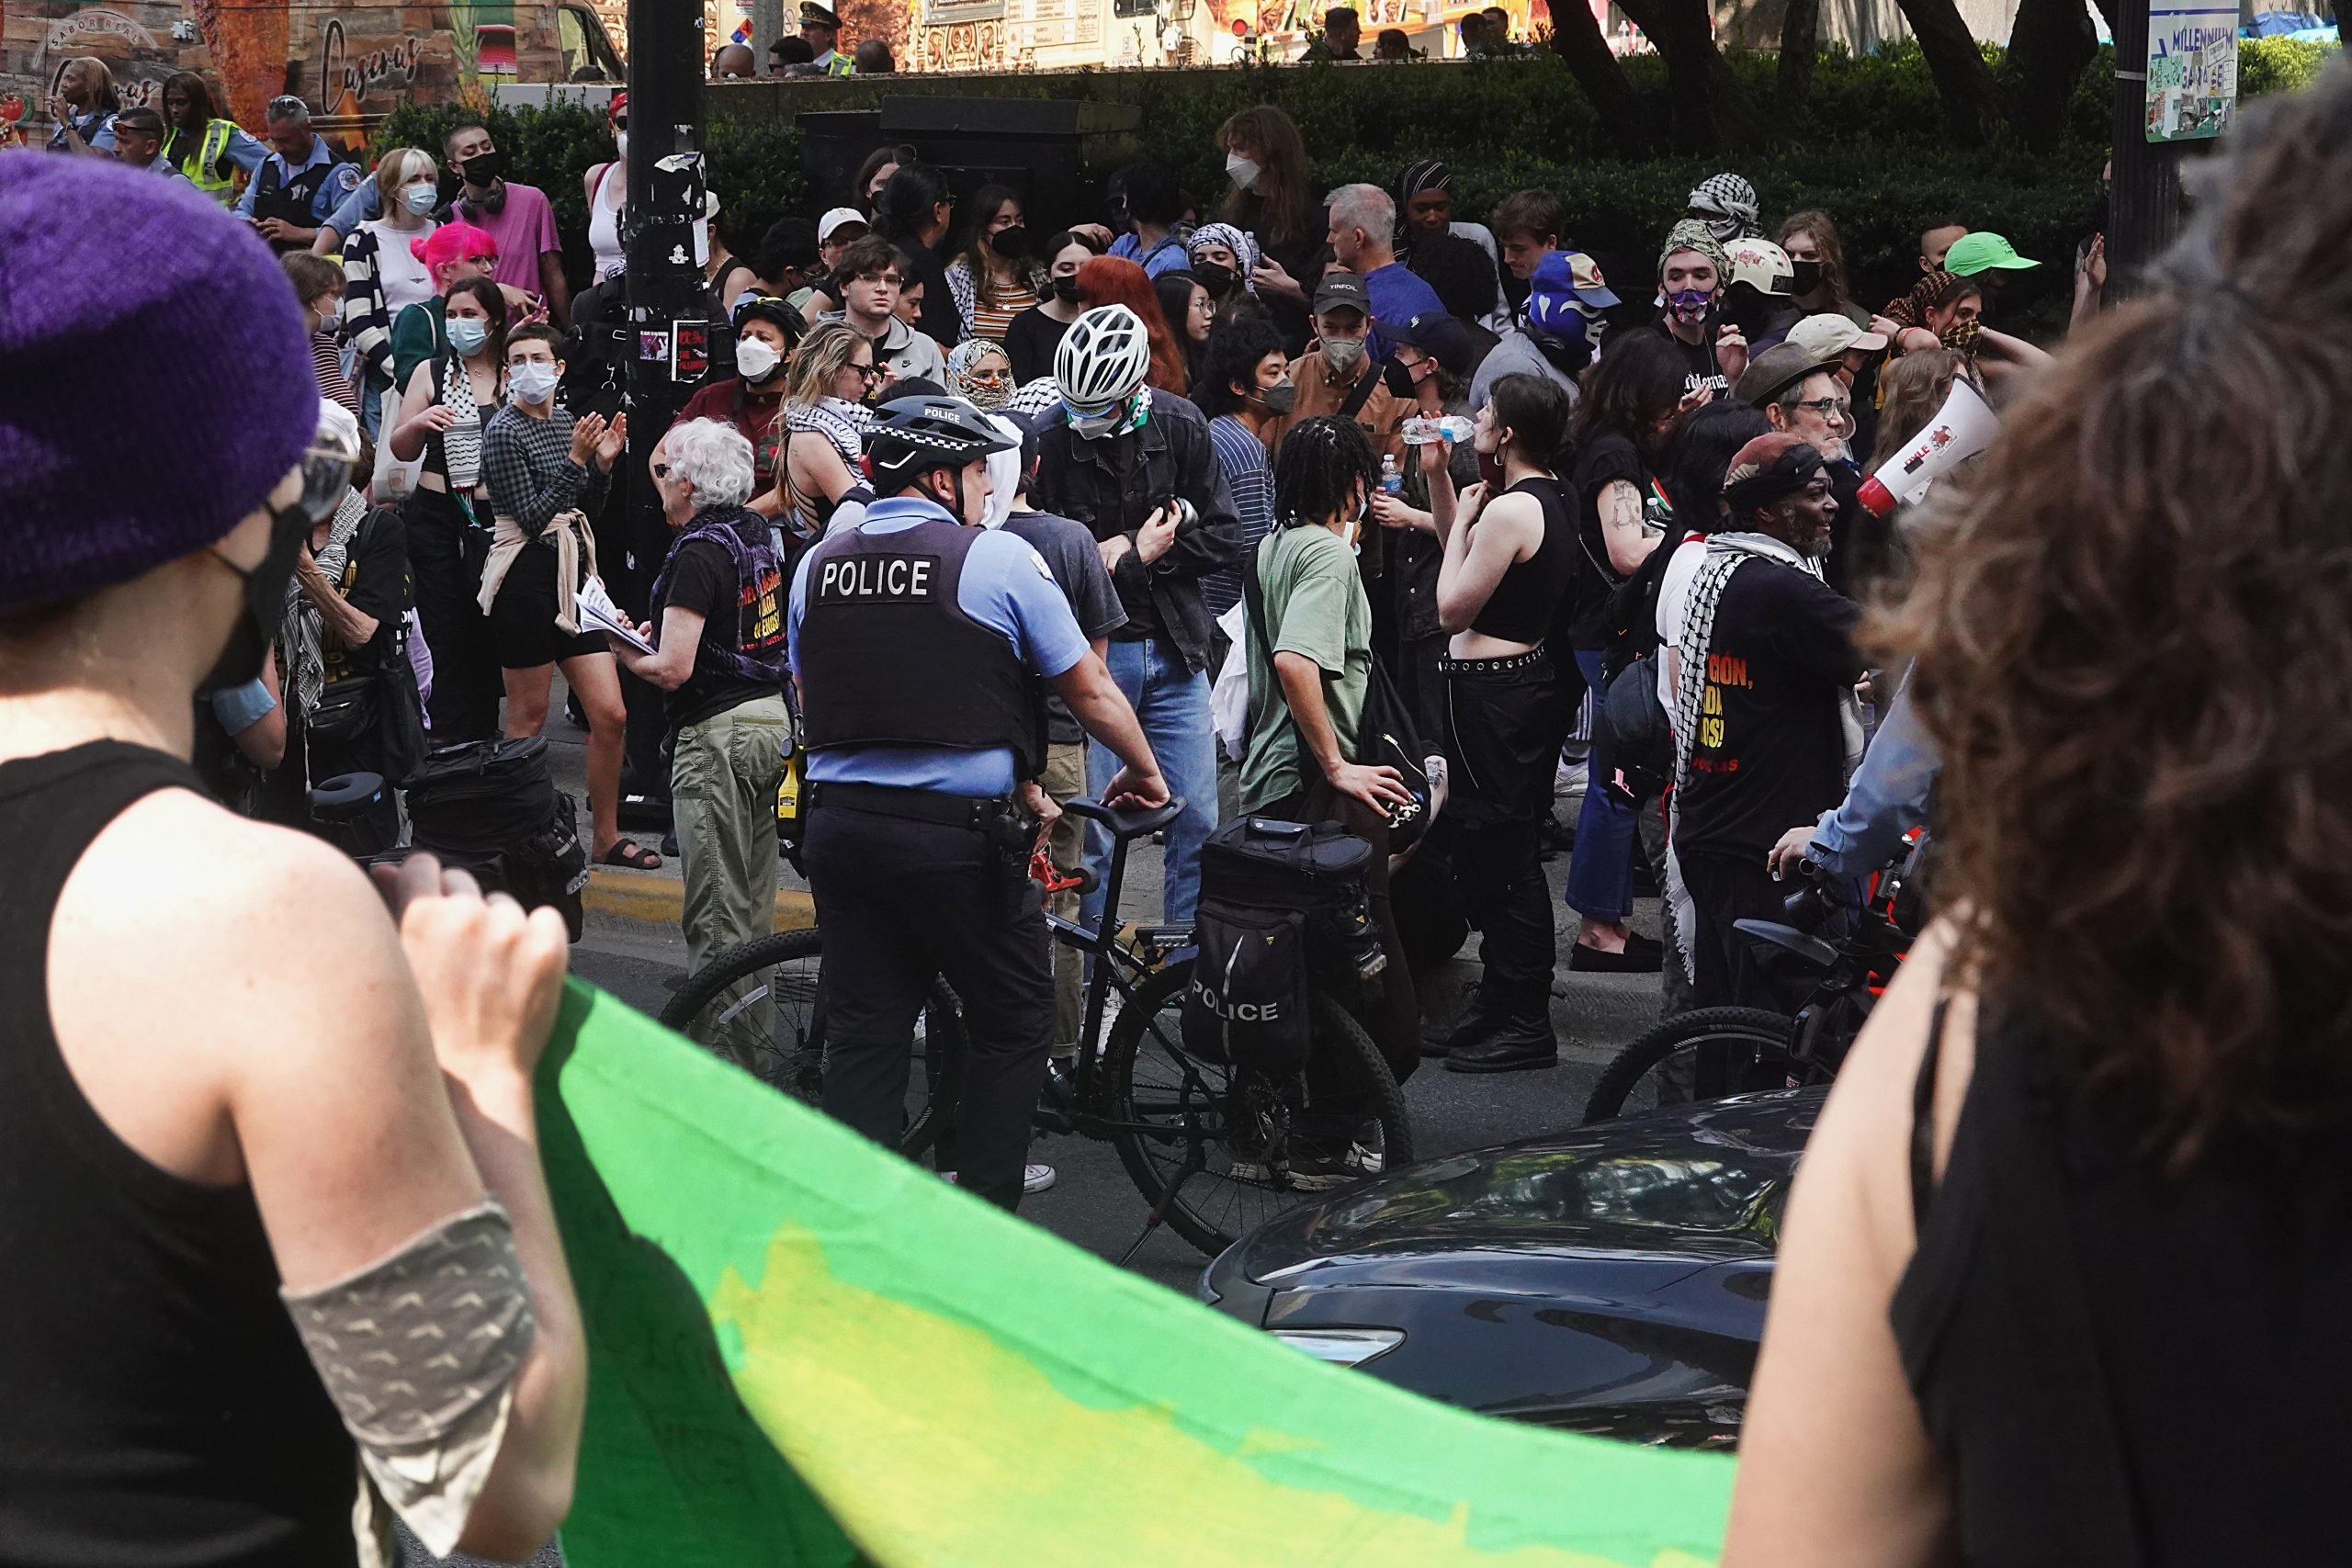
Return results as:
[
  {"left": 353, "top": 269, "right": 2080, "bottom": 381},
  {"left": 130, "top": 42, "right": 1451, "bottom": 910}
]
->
[
  {"left": 250, "top": 152, "right": 337, "bottom": 248},
  {"left": 797, "top": 516, "right": 1046, "bottom": 783}
]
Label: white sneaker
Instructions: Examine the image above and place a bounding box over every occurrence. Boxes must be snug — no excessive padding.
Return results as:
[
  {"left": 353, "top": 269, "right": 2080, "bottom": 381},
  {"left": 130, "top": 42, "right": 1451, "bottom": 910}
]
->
[{"left": 939, "top": 1165, "right": 1057, "bottom": 1194}]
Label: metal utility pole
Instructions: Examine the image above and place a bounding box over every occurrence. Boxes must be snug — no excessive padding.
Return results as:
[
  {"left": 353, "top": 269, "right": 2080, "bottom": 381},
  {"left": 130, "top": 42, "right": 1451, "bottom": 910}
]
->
[
  {"left": 2108, "top": 0, "right": 2187, "bottom": 303},
  {"left": 623, "top": 0, "right": 712, "bottom": 575},
  {"left": 751, "top": 0, "right": 786, "bottom": 63}
]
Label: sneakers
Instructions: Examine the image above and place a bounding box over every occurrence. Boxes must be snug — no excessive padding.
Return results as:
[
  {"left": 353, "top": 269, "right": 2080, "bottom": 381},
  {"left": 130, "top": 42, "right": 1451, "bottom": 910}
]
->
[
  {"left": 939, "top": 1164, "right": 1058, "bottom": 1193},
  {"left": 1286, "top": 1140, "right": 1383, "bottom": 1191}
]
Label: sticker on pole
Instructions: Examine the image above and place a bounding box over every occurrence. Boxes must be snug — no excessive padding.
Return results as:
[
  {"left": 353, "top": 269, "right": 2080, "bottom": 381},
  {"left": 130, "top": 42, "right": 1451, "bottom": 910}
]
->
[{"left": 2146, "top": 6, "right": 2236, "bottom": 141}]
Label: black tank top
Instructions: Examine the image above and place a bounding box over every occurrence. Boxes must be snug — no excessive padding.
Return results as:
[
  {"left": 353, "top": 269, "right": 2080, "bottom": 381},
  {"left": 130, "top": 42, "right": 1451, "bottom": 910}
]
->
[
  {"left": 0, "top": 742, "right": 358, "bottom": 1566},
  {"left": 1468, "top": 474, "right": 1577, "bottom": 645},
  {"left": 1893, "top": 1000, "right": 2352, "bottom": 1566}
]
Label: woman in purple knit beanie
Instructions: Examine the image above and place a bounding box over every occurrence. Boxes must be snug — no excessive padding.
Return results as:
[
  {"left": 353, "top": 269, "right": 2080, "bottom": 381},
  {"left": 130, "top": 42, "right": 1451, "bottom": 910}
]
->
[{"left": 0, "top": 154, "right": 588, "bottom": 1563}]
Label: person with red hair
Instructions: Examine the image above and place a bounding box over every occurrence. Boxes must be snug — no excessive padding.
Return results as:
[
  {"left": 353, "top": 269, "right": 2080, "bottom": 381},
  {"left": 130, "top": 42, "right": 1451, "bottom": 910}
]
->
[
  {"left": 1078, "top": 254, "right": 1189, "bottom": 396},
  {"left": 387, "top": 221, "right": 546, "bottom": 392}
]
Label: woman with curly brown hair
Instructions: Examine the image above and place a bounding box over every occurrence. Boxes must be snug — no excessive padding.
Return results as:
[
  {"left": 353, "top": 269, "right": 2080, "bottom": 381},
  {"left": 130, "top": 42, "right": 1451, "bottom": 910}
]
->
[{"left": 1727, "top": 66, "right": 2352, "bottom": 1565}]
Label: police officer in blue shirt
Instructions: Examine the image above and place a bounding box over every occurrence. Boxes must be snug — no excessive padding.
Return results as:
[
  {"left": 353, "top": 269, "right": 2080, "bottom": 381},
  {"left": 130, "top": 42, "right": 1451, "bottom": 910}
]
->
[
  {"left": 233, "top": 96, "right": 360, "bottom": 254},
  {"left": 789, "top": 394, "right": 1169, "bottom": 1209}
]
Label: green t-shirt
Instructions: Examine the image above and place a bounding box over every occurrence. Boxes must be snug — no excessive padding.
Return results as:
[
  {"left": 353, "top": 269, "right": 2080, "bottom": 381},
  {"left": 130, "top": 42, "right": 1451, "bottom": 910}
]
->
[{"left": 1238, "top": 523, "right": 1373, "bottom": 814}]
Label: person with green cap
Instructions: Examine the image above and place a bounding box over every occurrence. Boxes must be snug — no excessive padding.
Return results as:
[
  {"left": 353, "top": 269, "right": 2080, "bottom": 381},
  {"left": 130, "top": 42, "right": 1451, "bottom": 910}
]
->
[{"left": 0, "top": 152, "right": 586, "bottom": 1565}]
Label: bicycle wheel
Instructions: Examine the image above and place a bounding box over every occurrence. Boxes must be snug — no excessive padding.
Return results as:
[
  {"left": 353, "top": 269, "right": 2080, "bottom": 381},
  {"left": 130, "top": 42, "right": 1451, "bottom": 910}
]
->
[
  {"left": 656, "top": 928, "right": 964, "bottom": 1157},
  {"left": 1580, "top": 1006, "right": 1795, "bottom": 1125},
  {"left": 1106, "top": 960, "right": 1414, "bottom": 1258}
]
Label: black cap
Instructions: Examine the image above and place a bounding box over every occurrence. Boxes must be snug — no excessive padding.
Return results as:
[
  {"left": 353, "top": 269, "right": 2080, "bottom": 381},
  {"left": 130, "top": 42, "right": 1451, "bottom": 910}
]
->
[
  {"left": 799, "top": 2, "right": 841, "bottom": 26},
  {"left": 1312, "top": 270, "right": 1371, "bottom": 317},
  {"left": 1386, "top": 310, "right": 1478, "bottom": 377}
]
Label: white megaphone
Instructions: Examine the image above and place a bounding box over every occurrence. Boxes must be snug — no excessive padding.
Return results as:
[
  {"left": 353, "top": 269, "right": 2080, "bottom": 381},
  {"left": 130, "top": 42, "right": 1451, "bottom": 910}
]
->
[{"left": 1856, "top": 376, "right": 1996, "bottom": 517}]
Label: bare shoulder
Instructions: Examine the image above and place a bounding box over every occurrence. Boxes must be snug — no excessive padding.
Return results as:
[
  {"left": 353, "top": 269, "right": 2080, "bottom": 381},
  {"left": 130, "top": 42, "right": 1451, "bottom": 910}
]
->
[{"left": 1804, "top": 916, "right": 1977, "bottom": 1261}]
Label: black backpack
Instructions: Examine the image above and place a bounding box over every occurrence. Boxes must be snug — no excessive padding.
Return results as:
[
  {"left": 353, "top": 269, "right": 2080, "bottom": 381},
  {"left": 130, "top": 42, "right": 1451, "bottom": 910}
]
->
[
  {"left": 405, "top": 738, "right": 591, "bottom": 940},
  {"left": 1182, "top": 817, "right": 1384, "bottom": 1077}
]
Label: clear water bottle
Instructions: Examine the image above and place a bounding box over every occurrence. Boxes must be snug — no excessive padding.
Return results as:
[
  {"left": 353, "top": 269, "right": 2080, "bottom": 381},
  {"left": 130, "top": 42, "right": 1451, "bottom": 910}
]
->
[{"left": 1379, "top": 454, "right": 1403, "bottom": 496}]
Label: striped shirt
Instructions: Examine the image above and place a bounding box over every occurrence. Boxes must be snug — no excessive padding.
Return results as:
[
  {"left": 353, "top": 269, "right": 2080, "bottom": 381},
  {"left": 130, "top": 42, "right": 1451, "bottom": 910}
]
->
[
  {"left": 1203, "top": 413, "right": 1276, "bottom": 620},
  {"left": 946, "top": 259, "right": 1038, "bottom": 347}
]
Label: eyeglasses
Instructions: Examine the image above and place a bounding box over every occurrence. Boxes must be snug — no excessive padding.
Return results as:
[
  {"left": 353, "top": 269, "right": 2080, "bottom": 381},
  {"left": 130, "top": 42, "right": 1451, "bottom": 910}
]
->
[
  {"left": 966, "top": 367, "right": 1012, "bottom": 384},
  {"left": 1793, "top": 398, "right": 1852, "bottom": 418},
  {"left": 854, "top": 271, "right": 901, "bottom": 286}
]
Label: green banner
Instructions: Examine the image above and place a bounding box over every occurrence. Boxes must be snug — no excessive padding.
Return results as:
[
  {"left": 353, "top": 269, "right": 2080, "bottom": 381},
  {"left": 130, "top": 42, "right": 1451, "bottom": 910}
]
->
[{"left": 536, "top": 980, "right": 1736, "bottom": 1566}]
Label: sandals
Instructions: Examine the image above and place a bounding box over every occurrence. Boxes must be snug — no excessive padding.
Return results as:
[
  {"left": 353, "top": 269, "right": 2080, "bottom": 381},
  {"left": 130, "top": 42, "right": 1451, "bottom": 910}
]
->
[{"left": 597, "top": 838, "right": 662, "bottom": 870}]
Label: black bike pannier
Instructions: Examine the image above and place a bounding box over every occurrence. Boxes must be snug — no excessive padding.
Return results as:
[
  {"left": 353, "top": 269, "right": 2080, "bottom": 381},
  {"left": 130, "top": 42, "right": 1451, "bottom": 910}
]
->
[
  {"left": 1182, "top": 817, "right": 1383, "bottom": 1075},
  {"left": 405, "top": 738, "right": 590, "bottom": 940}
]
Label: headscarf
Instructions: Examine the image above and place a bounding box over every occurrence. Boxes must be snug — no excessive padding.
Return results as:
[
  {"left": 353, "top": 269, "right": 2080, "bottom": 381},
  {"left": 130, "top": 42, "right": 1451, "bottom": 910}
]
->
[
  {"left": 1687, "top": 173, "right": 1760, "bottom": 244},
  {"left": 946, "top": 337, "right": 1014, "bottom": 411},
  {"left": 1721, "top": 434, "right": 1826, "bottom": 514},
  {"left": 1883, "top": 268, "right": 1961, "bottom": 329},
  {"left": 1396, "top": 159, "right": 1451, "bottom": 202},
  {"left": 1657, "top": 219, "right": 1730, "bottom": 285},
  {"left": 1184, "top": 221, "right": 1261, "bottom": 288}
]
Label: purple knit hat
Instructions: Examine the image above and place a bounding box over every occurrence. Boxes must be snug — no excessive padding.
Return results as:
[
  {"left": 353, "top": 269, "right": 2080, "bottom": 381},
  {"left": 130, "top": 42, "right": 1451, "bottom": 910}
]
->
[{"left": 0, "top": 156, "right": 320, "bottom": 612}]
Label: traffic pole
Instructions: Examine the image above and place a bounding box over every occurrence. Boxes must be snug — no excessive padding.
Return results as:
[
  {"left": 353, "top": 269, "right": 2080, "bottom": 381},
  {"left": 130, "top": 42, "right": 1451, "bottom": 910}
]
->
[
  {"left": 623, "top": 0, "right": 711, "bottom": 569},
  {"left": 2108, "top": 0, "right": 2186, "bottom": 303}
]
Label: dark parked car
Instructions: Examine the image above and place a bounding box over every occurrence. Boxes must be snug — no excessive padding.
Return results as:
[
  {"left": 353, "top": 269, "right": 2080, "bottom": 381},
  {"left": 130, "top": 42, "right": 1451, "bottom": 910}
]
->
[{"left": 1197, "top": 1089, "right": 1822, "bottom": 1449}]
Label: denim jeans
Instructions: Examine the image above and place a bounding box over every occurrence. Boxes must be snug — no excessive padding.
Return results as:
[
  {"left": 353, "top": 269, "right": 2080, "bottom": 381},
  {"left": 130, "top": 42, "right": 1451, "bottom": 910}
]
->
[
  {"left": 1566, "top": 648, "right": 1637, "bottom": 923},
  {"left": 1082, "top": 636, "right": 1217, "bottom": 927}
]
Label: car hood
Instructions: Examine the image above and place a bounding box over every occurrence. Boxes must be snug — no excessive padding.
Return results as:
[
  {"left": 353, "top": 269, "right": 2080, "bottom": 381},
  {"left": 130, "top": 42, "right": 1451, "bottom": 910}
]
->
[{"left": 1225, "top": 1089, "right": 1822, "bottom": 1291}]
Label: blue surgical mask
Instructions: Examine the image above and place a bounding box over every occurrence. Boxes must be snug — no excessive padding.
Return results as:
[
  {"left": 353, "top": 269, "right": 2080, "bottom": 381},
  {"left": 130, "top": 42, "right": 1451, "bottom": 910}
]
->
[
  {"left": 402, "top": 181, "right": 438, "bottom": 217},
  {"left": 508, "top": 361, "right": 560, "bottom": 404},
  {"left": 447, "top": 317, "right": 490, "bottom": 356}
]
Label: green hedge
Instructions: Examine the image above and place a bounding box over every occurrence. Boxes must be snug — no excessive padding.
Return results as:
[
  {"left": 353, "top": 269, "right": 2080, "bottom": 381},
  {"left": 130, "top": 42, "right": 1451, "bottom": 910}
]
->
[{"left": 379, "top": 37, "right": 2335, "bottom": 333}]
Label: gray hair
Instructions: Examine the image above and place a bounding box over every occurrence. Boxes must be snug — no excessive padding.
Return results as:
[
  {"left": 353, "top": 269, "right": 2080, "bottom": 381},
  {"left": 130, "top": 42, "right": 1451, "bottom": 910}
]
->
[
  {"left": 663, "top": 418, "right": 757, "bottom": 510},
  {"left": 265, "top": 94, "right": 312, "bottom": 127},
  {"left": 1325, "top": 183, "right": 1394, "bottom": 242}
]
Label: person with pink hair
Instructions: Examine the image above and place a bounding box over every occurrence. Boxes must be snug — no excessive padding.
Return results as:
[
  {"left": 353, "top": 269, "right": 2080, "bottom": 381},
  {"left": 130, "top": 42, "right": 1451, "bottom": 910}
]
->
[{"left": 388, "top": 220, "right": 542, "bottom": 391}]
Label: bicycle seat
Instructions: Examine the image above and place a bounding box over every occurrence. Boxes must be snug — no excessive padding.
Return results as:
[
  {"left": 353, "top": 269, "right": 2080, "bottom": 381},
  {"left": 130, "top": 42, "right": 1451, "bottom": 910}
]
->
[
  {"left": 309, "top": 772, "right": 386, "bottom": 825},
  {"left": 1060, "top": 795, "right": 1186, "bottom": 841},
  {"left": 1733, "top": 918, "right": 1838, "bottom": 974}
]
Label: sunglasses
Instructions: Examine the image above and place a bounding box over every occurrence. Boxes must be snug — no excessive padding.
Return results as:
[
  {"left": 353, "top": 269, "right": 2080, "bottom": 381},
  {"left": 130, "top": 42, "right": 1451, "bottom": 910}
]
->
[
  {"left": 651, "top": 461, "right": 670, "bottom": 479},
  {"left": 853, "top": 363, "right": 883, "bottom": 380}
]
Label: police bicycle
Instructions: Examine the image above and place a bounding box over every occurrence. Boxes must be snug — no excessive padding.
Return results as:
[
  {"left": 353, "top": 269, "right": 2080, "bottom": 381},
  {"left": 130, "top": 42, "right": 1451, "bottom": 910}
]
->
[{"left": 659, "top": 794, "right": 1414, "bottom": 1258}]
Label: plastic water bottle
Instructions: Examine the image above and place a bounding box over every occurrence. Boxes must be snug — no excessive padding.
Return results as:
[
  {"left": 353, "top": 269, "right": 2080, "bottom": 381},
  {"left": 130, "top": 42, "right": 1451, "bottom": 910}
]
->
[{"left": 1379, "top": 454, "right": 1403, "bottom": 496}]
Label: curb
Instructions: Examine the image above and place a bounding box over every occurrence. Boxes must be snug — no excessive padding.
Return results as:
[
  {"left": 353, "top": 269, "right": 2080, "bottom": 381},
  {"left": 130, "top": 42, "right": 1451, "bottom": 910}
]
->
[{"left": 582, "top": 867, "right": 816, "bottom": 931}]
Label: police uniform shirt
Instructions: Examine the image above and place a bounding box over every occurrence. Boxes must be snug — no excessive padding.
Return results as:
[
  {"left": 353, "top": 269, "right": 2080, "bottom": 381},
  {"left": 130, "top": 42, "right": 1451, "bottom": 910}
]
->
[
  {"left": 787, "top": 495, "right": 1091, "bottom": 796},
  {"left": 233, "top": 136, "right": 362, "bottom": 225}
]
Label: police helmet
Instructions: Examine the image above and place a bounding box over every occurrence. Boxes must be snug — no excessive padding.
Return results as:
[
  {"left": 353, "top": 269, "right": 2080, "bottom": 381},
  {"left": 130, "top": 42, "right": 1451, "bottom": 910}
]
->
[{"left": 865, "top": 393, "right": 1020, "bottom": 492}]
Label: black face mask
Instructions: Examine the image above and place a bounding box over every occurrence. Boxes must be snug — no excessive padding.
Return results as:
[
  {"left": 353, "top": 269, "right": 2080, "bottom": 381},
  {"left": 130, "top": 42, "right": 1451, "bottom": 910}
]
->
[
  {"left": 1051, "top": 276, "right": 1083, "bottom": 305},
  {"left": 1528, "top": 329, "right": 1592, "bottom": 380},
  {"left": 1788, "top": 259, "right": 1823, "bottom": 295},
  {"left": 1193, "top": 261, "right": 1238, "bottom": 298},
  {"left": 459, "top": 149, "right": 509, "bottom": 188},
  {"left": 198, "top": 499, "right": 314, "bottom": 695},
  {"left": 1381, "top": 355, "right": 1422, "bottom": 400},
  {"left": 989, "top": 224, "right": 1030, "bottom": 260}
]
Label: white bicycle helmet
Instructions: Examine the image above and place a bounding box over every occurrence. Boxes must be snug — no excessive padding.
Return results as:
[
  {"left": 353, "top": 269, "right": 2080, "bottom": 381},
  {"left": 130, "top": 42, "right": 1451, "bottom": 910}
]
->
[{"left": 1055, "top": 304, "right": 1153, "bottom": 413}]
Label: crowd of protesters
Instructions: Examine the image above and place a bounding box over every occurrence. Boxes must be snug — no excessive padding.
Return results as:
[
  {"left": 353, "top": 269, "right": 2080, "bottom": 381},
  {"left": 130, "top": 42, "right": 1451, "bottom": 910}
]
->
[{"left": 27, "top": 71, "right": 2094, "bottom": 1080}]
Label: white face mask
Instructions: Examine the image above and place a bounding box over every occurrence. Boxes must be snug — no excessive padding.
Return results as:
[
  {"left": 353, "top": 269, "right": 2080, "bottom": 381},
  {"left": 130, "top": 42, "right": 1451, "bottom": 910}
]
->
[
  {"left": 1225, "top": 152, "right": 1261, "bottom": 191},
  {"left": 401, "top": 181, "right": 437, "bottom": 217},
  {"left": 509, "top": 361, "right": 560, "bottom": 404},
  {"left": 735, "top": 336, "right": 782, "bottom": 382},
  {"left": 445, "top": 317, "right": 489, "bottom": 356},
  {"left": 614, "top": 130, "right": 628, "bottom": 163}
]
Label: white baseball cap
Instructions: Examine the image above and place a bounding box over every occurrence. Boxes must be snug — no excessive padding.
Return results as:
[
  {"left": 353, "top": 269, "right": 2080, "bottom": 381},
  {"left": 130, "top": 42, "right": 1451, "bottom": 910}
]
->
[{"left": 819, "top": 206, "right": 868, "bottom": 244}]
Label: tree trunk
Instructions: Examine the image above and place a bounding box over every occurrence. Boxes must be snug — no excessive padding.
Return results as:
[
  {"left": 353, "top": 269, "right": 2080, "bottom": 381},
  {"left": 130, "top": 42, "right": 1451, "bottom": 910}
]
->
[
  {"left": 1888, "top": 0, "right": 2000, "bottom": 143},
  {"left": 1775, "top": 0, "right": 1823, "bottom": 131},
  {"left": 1616, "top": 0, "right": 1755, "bottom": 152},
  {"left": 1546, "top": 0, "right": 1663, "bottom": 157},
  {"left": 2003, "top": 0, "right": 2099, "bottom": 149}
]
